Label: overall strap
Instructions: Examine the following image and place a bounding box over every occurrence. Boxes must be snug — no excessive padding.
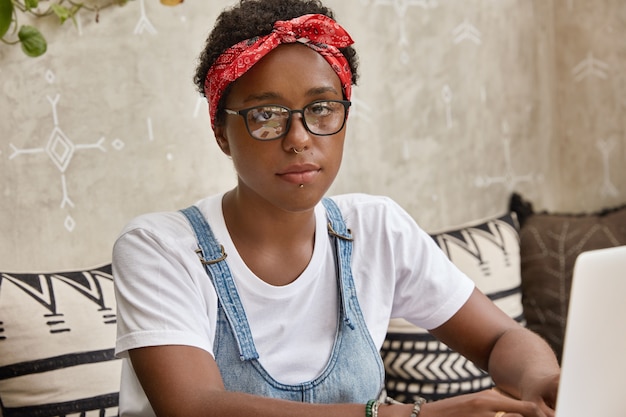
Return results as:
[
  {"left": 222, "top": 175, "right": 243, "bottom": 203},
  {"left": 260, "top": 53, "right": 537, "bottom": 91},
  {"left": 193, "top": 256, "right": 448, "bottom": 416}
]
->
[
  {"left": 322, "top": 197, "right": 357, "bottom": 330},
  {"left": 179, "top": 206, "right": 259, "bottom": 361}
]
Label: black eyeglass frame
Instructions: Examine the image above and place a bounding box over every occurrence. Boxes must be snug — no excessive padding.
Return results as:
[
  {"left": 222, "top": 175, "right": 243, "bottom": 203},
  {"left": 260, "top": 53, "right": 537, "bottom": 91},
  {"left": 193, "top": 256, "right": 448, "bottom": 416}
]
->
[{"left": 224, "top": 99, "right": 352, "bottom": 141}]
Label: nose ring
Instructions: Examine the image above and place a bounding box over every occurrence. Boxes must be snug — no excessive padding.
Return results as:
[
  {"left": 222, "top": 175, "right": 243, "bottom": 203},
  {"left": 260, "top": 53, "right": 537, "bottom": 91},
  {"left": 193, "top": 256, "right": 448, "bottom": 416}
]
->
[{"left": 292, "top": 147, "right": 304, "bottom": 154}]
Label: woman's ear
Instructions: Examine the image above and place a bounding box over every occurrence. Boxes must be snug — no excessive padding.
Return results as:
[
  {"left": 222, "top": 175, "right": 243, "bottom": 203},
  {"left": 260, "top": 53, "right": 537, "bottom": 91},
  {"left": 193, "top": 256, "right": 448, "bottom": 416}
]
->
[{"left": 213, "top": 125, "right": 231, "bottom": 156}]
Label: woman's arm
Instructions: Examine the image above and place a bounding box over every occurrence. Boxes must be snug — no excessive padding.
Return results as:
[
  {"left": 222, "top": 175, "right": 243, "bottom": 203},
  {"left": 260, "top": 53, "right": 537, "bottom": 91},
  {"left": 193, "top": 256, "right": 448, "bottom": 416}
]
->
[
  {"left": 128, "top": 288, "right": 559, "bottom": 417},
  {"left": 128, "top": 345, "right": 410, "bottom": 417},
  {"left": 129, "top": 339, "right": 555, "bottom": 417},
  {"left": 429, "top": 288, "right": 560, "bottom": 415}
]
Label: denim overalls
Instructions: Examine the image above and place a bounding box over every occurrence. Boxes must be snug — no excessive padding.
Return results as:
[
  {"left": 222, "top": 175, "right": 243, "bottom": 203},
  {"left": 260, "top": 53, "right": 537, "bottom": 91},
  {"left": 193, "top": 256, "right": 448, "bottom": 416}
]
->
[{"left": 180, "top": 198, "right": 384, "bottom": 403}]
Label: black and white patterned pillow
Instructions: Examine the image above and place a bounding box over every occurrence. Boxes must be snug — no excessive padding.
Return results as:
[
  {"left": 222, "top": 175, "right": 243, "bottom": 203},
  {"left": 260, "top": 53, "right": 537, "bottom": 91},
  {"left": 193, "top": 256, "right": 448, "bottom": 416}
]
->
[
  {"left": 0, "top": 264, "right": 120, "bottom": 417},
  {"left": 381, "top": 213, "right": 524, "bottom": 402}
]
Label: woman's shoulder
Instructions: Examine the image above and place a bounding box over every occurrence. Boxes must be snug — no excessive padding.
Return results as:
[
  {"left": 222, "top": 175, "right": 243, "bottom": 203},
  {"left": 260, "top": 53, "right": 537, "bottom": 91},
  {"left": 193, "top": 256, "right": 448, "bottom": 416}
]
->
[
  {"left": 326, "top": 193, "right": 409, "bottom": 219},
  {"left": 116, "top": 194, "right": 222, "bottom": 243},
  {"left": 325, "top": 193, "right": 421, "bottom": 234},
  {"left": 327, "top": 192, "right": 399, "bottom": 209}
]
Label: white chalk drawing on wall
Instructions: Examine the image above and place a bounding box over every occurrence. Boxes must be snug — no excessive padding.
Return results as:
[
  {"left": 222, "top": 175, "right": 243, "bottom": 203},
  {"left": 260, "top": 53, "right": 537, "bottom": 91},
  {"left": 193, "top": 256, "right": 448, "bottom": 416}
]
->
[
  {"left": 597, "top": 137, "right": 619, "bottom": 198},
  {"left": 347, "top": 95, "right": 373, "bottom": 125},
  {"left": 73, "top": 12, "right": 83, "bottom": 36},
  {"left": 147, "top": 117, "right": 154, "bottom": 141},
  {"left": 372, "top": 0, "right": 439, "bottom": 64},
  {"left": 8, "top": 88, "right": 123, "bottom": 232},
  {"left": 194, "top": 97, "right": 206, "bottom": 118},
  {"left": 442, "top": 84, "right": 453, "bottom": 129},
  {"left": 572, "top": 52, "right": 609, "bottom": 82},
  {"left": 480, "top": 86, "right": 487, "bottom": 103},
  {"left": 475, "top": 121, "right": 537, "bottom": 191},
  {"left": 134, "top": 0, "right": 157, "bottom": 35},
  {"left": 452, "top": 19, "right": 482, "bottom": 45}
]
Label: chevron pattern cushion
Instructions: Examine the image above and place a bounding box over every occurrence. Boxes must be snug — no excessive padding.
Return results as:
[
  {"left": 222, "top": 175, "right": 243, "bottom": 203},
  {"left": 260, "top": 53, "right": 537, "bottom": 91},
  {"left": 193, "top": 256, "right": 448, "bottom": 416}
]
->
[
  {"left": 0, "top": 264, "right": 120, "bottom": 417},
  {"left": 381, "top": 213, "right": 524, "bottom": 403}
]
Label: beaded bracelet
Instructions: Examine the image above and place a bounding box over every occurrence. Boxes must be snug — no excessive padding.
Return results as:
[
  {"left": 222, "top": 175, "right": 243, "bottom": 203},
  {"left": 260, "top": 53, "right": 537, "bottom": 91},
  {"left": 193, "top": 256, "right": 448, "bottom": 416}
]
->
[
  {"left": 409, "top": 397, "right": 426, "bottom": 417},
  {"left": 365, "top": 399, "right": 376, "bottom": 417},
  {"left": 381, "top": 396, "right": 427, "bottom": 417},
  {"left": 371, "top": 400, "right": 381, "bottom": 417}
]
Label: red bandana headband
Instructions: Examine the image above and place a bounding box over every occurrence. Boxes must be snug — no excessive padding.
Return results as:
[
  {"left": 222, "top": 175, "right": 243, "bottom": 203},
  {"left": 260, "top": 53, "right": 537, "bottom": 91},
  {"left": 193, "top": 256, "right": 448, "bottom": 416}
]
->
[{"left": 204, "top": 13, "right": 354, "bottom": 129}]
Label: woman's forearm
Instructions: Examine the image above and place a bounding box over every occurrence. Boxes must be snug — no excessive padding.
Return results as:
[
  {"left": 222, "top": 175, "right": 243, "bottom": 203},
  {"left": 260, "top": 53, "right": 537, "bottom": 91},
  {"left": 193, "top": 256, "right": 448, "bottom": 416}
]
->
[{"left": 487, "top": 326, "right": 560, "bottom": 399}]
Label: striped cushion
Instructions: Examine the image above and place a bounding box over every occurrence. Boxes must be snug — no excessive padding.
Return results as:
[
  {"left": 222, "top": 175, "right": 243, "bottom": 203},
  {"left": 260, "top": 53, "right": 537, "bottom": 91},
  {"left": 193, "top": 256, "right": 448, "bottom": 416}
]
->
[{"left": 0, "top": 264, "right": 120, "bottom": 417}]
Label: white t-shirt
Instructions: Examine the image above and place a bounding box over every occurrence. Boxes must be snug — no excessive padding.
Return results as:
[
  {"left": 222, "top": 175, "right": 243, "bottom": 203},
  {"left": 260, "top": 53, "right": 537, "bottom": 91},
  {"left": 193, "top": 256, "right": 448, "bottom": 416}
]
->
[{"left": 113, "top": 193, "right": 473, "bottom": 406}]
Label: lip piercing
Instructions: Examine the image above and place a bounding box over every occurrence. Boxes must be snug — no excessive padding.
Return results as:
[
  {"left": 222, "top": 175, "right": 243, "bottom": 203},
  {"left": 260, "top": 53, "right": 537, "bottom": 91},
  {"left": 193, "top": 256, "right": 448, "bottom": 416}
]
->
[
  {"left": 292, "top": 147, "right": 304, "bottom": 154},
  {"left": 299, "top": 184, "right": 304, "bottom": 188}
]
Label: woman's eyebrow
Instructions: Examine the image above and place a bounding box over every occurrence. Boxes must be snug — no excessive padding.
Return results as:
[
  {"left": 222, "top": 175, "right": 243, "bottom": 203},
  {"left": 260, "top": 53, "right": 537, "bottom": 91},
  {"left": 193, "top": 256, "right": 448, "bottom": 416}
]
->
[
  {"left": 242, "top": 92, "right": 283, "bottom": 104},
  {"left": 306, "top": 86, "right": 341, "bottom": 97},
  {"left": 241, "top": 86, "right": 341, "bottom": 104}
]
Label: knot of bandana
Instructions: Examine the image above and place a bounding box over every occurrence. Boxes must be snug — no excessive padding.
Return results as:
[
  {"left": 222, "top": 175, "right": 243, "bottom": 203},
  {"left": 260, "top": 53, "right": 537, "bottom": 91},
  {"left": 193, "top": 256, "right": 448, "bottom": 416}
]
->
[{"left": 204, "top": 13, "right": 354, "bottom": 129}]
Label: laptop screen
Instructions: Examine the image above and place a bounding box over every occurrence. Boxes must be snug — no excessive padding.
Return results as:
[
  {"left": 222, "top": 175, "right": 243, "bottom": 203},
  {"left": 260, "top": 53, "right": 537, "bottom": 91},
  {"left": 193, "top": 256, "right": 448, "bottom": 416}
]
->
[{"left": 554, "top": 245, "right": 626, "bottom": 417}]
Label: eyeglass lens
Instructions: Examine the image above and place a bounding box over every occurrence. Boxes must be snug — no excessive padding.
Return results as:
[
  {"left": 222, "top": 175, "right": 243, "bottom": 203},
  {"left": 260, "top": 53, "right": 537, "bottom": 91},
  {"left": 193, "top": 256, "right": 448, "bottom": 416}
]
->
[{"left": 246, "top": 101, "right": 347, "bottom": 140}]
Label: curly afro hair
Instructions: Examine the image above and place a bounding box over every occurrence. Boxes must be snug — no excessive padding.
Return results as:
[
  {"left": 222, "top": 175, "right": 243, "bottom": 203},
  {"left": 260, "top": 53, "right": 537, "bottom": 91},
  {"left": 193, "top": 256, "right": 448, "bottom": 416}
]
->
[{"left": 193, "top": 0, "right": 359, "bottom": 126}]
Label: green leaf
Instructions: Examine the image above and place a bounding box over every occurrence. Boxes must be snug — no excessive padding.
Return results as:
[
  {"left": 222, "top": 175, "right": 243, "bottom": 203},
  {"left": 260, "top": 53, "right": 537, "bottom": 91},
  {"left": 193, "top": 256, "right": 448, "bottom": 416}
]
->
[
  {"left": 69, "top": 4, "right": 83, "bottom": 26},
  {"left": 51, "top": 4, "right": 71, "bottom": 24},
  {"left": 25, "top": 0, "right": 39, "bottom": 11},
  {"left": 0, "top": 0, "right": 14, "bottom": 39},
  {"left": 18, "top": 25, "right": 47, "bottom": 57}
]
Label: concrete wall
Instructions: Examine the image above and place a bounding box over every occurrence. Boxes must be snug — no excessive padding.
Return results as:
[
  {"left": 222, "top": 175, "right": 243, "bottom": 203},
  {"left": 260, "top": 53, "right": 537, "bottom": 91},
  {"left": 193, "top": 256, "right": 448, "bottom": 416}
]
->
[{"left": 1, "top": 0, "right": 624, "bottom": 271}]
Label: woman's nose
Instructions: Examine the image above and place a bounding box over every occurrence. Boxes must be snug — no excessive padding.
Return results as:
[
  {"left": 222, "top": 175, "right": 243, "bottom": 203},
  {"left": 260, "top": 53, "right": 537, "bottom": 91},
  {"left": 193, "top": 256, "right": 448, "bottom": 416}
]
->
[{"left": 282, "top": 112, "right": 311, "bottom": 152}]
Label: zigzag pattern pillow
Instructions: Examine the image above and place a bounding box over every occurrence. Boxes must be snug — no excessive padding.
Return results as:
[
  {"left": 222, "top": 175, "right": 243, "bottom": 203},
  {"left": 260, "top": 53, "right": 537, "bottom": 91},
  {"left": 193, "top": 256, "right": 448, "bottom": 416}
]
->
[
  {"left": 381, "top": 213, "right": 524, "bottom": 402},
  {"left": 0, "top": 264, "right": 120, "bottom": 417}
]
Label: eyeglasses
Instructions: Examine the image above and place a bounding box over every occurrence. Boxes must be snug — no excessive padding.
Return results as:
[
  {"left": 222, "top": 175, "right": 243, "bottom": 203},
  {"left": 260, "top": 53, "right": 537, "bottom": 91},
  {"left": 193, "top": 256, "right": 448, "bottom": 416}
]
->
[{"left": 224, "top": 100, "right": 351, "bottom": 141}]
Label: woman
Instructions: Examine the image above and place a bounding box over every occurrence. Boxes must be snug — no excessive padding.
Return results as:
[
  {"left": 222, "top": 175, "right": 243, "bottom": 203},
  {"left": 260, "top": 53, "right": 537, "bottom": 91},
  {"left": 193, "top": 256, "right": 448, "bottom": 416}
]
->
[{"left": 113, "top": 1, "right": 560, "bottom": 416}]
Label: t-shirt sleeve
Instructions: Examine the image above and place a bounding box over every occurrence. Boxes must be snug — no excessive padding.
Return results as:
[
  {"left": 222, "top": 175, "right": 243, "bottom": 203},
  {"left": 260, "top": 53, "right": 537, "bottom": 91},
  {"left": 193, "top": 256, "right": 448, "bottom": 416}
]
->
[
  {"left": 113, "top": 214, "right": 218, "bottom": 358},
  {"left": 339, "top": 194, "right": 475, "bottom": 332},
  {"left": 385, "top": 200, "right": 475, "bottom": 330},
  {"left": 393, "top": 226, "right": 475, "bottom": 330}
]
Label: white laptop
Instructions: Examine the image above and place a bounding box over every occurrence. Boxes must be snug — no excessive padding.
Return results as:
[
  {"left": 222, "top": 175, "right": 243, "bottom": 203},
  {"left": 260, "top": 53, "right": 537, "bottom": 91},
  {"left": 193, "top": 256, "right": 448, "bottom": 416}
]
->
[{"left": 554, "top": 245, "right": 626, "bottom": 417}]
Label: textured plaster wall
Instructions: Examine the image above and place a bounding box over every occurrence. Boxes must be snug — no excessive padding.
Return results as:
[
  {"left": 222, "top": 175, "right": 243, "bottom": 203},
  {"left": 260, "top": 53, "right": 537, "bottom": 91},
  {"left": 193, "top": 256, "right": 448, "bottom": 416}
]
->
[{"left": 1, "top": 0, "right": 625, "bottom": 272}]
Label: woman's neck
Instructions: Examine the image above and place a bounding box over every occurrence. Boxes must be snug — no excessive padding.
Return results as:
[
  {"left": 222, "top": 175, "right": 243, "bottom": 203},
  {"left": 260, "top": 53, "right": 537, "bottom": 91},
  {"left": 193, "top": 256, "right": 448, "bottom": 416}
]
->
[{"left": 221, "top": 188, "right": 318, "bottom": 286}]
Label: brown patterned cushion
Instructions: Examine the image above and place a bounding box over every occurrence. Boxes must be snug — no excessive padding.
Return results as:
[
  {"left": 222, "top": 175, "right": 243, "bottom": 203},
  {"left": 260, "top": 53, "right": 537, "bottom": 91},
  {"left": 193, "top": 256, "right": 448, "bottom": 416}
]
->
[{"left": 515, "top": 197, "right": 626, "bottom": 363}]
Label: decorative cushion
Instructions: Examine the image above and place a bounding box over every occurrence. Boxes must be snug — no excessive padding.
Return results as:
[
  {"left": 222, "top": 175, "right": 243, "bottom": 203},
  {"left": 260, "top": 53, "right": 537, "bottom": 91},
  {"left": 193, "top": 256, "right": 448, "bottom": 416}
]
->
[
  {"left": 381, "top": 213, "right": 524, "bottom": 403},
  {"left": 0, "top": 264, "right": 120, "bottom": 417},
  {"left": 512, "top": 194, "right": 626, "bottom": 363}
]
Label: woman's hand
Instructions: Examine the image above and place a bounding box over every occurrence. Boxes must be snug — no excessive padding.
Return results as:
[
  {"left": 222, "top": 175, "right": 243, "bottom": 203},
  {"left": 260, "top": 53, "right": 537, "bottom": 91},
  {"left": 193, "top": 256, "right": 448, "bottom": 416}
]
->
[
  {"left": 388, "top": 389, "right": 550, "bottom": 417},
  {"left": 517, "top": 372, "right": 560, "bottom": 416},
  {"left": 428, "top": 289, "right": 561, "bottom": 417}
]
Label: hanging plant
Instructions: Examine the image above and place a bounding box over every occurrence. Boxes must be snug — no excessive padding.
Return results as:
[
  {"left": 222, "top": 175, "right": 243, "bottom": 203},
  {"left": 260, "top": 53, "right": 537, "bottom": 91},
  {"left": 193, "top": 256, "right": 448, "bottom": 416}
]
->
[{"left": 0, "top": 0, "right": 182, "bottom": 58}]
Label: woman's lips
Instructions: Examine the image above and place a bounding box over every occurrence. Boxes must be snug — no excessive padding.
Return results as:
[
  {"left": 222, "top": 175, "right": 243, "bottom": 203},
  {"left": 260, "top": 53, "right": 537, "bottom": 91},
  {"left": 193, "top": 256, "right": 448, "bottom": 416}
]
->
[{"left": 277, "top": 164, "right": 321, "bottom": 184}]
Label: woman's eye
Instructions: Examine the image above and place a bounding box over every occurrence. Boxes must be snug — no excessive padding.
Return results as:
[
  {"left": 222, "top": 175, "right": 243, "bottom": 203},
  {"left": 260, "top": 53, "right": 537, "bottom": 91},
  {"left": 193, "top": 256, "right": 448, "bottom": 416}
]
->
[
  {"left": 308, "top": 102, "right": 334, "bottom": 116},
  {"left": 250, "top": 107, "right": 283, "bottom": 123}
]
